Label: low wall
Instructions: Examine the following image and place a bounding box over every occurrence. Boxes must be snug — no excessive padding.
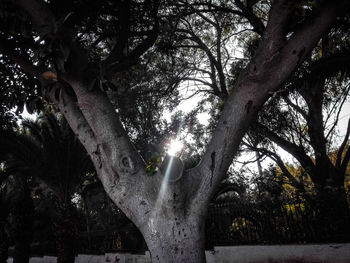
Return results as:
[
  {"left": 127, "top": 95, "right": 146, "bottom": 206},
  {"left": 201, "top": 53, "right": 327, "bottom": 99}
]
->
[
  {"left": 6, "top": 244, "right": 350, "bottom": 263},
  {"left": 205, "top": 244, "right": 350, "bottom": 263}
]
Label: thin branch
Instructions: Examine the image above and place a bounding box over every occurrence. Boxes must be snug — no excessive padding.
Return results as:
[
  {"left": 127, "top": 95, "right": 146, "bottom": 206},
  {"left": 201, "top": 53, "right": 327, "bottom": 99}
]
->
[
  {"left": 340, "top": 142, "right": 350, "bottom": 175},
  {"left": 337, "top": 118, "right": 350, "bottom": 169},
  {"left": 283, "top": 96, "right": 307, "bottom": 120},
  {"left": 326, "top": 84, "right": 350, "bottom": 139},
  {"left": 255, "top": 123, "right": 316, "bottom": 176},
  {"left": 234, "top": 0, "right": 265, "bottom": 35}
]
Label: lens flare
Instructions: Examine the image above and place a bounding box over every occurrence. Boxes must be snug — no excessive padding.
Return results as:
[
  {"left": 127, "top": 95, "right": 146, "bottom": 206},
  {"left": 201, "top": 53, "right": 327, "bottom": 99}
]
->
[{"left": 167, "top": 139, "right": 183, "bottom": 156}]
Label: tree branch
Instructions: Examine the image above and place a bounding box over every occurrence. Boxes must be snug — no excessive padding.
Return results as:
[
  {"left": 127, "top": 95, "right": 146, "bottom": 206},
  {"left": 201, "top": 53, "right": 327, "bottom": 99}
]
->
[
  {"left": 104, "top": 30, "right": 158, "bottom": 74},
  {"left": 104, "top": 0, "right": 159, "bottom": 75},
  {"left": 267, "top": 151, "right": 303, "bottom": 190},
  {"left": 283, "top": 0, "right": 347, "bottom": 65},
  {"left": 258, "top": 0, "right": 294, "bottom": 55},
  {"left": 325, "top": 84, "right": 350, "bottom": 140},
  {"left": 337, "top": 118, "right": 350, "bottom": 169},
  {"left": 255, "top": 123, "right": 316, "bottom": 174},
  {"left": 340, "top": 142, "right": 350, "bottom": 175},
  {"left": 234, "top": 0, "right": 265, "bottom": 36},
  {"left": 65, "top": 79, "right": 145, "bottom": 177},
  {"left": 246, "top": 142, "right": 303, "bottom": 190},
  {"left": 103, "top": 0, "right": 131, "bottom": 65},
  {"left": 59, "top": 78, "right": 157, "bottom": 227},
  {"left": 283, "top": 95, "right": 307, "bottom": 120}
]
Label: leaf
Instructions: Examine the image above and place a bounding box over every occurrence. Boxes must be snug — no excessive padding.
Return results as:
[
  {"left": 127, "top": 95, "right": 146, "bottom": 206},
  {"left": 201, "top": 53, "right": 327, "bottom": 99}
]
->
[{"left": 42, "top": 71, "right": 57, "bottom": 82}]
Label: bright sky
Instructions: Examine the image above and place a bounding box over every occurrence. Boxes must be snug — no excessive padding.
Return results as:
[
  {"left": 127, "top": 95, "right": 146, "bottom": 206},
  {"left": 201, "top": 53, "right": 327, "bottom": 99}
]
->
[{"left": 338, "top": 102, "right": 350, "bottom": 138}]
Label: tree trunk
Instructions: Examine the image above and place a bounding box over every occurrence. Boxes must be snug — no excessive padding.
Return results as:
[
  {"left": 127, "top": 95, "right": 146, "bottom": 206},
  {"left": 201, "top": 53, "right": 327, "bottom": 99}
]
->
[
  {"left": 54, "top": 203, "right": 78, "bottom": 263},
  {"left": 12, "top": 190, "right": 34, "bottom": 263},
  {"left": 13, "top": 240, "right": 31, "bottom": 263},
  {"left": 315, "top": 184, "right": 350, "bottom": 242},
  {"left": 142, "top": 215, "right": 206, "bottom": 263},
  {"left": 0, "top": 221, "right": 9, "bottom": 263}
]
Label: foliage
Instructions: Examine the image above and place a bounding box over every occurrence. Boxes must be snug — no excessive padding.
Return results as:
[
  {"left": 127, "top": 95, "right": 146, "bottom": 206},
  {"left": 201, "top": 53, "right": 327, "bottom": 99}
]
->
[
  {"left": 0, "top": 113, "right": 94, "bottom": 262},
  {"left": 21, "top": 114, "right": 93, "bottom": 202}
]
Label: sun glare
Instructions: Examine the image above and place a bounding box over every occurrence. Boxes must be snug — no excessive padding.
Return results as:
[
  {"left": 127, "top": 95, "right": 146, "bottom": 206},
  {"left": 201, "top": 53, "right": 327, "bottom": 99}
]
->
[{"left": 167, "top": 139, "right": 183, "bottom": 156}]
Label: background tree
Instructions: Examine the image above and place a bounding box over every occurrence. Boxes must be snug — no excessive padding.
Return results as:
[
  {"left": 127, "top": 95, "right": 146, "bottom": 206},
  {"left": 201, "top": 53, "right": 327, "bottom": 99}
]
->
[
  {"left": 0, "top": 114, "right": 93, "bottom": 263},
  {"left": 243, "top": 25, "right": 350, "bottom": 225},
  {"left": 80, "top": 181, "right": 146, "bottom": 253},
  {"left": 0, "top": 128, "right": 38, "bottom": 263}
]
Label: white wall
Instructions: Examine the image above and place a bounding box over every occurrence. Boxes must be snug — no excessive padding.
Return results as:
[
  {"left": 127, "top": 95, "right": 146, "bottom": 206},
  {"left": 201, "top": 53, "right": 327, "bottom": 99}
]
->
[
  {"left": 205, "top": 244, "right": 350, "bottom": 263},
  {"left": 7, "top": 244, "right": 350, "bottom": 263}
]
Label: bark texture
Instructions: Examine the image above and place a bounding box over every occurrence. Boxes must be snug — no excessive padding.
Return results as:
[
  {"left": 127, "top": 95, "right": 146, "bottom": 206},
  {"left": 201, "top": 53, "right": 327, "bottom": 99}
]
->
[{"left": 143, "top": 218, "right": 206, "bottom": 263}]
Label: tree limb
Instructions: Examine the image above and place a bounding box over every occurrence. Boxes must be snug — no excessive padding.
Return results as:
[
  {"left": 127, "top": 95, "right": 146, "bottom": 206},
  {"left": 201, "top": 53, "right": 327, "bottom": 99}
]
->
[
  {"left": 104, "top": 0, "right": 159, "bottom": 75},
  {"left": 325, "top": 84, "right": 350, "bottom": 140},
  {"left": 242, "top": 140, "right": 299, "bottom": 191},
  {"left": 283, "top": 96, "right": 307, "bottom": 120},
  {"left": 283, "top": 0, "right": 348, "bottom": 66},
  {"left": 65, "top": 79, "right": 146, "bottom": 177},
  {"left": 234, "top": 0, "right": 265, "bottom": 36},
  {"left": 255, "top": 123, "right": 316, "bottom": 173},
  {"left": 337, "top": 118, "right": 350, "bottom": 169},
  {"left": 340, "top": 142, "right": 350, "bottom": 175}
]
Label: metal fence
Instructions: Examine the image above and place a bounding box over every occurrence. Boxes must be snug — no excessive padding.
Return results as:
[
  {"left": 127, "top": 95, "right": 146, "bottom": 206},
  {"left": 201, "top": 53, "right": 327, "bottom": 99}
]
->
[
  {"left": 205, "top": 201, "right": 350, "bottom": 249},
  {"left": 75, "top": 201, "right": 350, "bottom": 253}
]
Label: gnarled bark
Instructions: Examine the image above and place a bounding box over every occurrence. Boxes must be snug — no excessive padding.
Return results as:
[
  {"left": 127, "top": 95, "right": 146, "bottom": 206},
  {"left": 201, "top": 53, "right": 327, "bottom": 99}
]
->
[{"left": 142, "top": 216, "right": 206, "bottom": 263}]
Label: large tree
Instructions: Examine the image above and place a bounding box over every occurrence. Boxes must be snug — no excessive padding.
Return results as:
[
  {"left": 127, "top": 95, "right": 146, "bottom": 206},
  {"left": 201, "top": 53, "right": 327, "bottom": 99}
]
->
[{"left": 0, "top": 0, "right": 349, "bottom": 262}]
